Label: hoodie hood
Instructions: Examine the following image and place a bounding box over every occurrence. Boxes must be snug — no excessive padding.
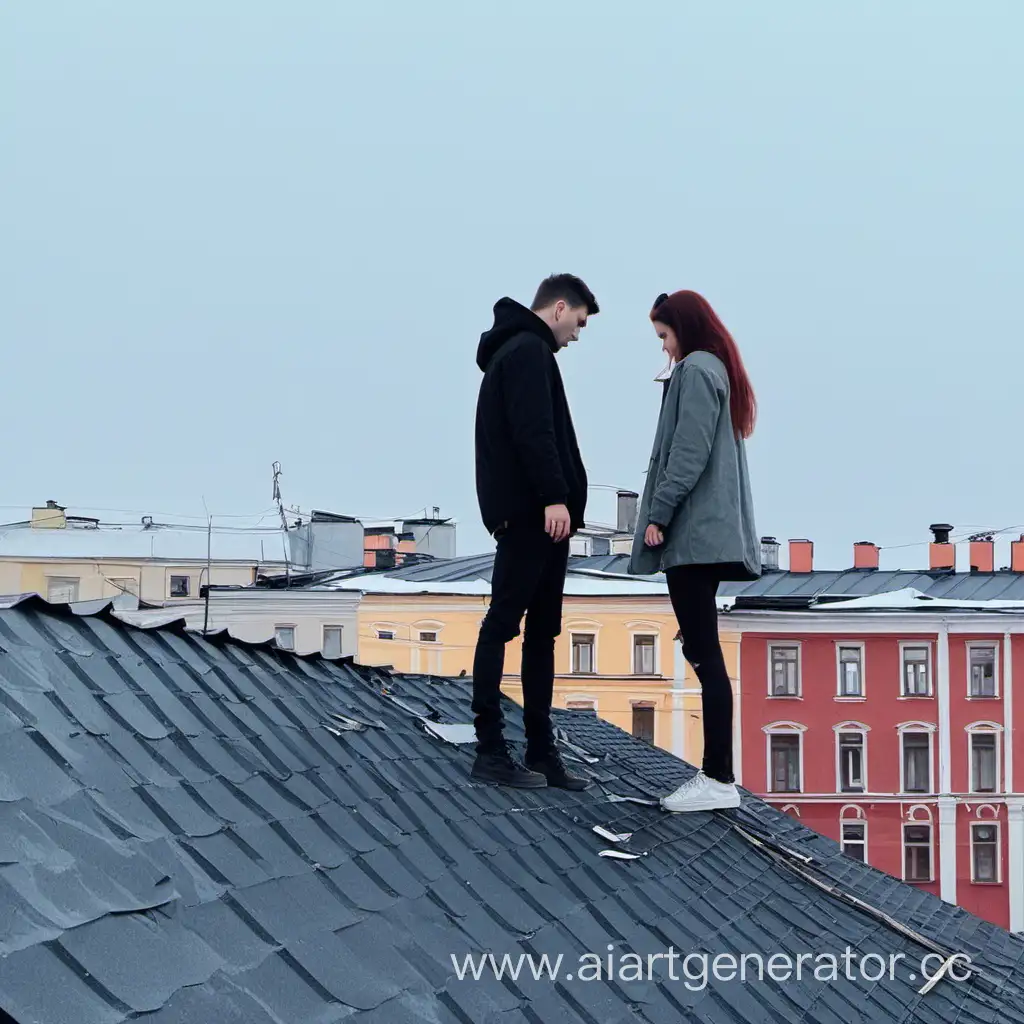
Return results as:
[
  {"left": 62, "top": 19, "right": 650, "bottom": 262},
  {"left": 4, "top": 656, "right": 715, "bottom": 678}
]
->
[{"left": 476, "top": 297, "right": 557, "bottom": 371}]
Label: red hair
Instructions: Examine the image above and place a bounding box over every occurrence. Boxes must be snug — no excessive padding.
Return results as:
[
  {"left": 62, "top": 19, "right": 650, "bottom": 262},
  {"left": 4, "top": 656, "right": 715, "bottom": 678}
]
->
[{"left": 651, "top": 290, "right": 756, "bottom": 439}]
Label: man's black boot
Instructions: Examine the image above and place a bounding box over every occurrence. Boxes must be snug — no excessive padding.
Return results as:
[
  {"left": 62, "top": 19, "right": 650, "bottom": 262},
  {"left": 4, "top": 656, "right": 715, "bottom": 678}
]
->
[
  {"left": 524, "top": 746, "right": 590, "bottom": 791},
  {"left": 471, "top": 741, "right": 547, "bottom": 788}
]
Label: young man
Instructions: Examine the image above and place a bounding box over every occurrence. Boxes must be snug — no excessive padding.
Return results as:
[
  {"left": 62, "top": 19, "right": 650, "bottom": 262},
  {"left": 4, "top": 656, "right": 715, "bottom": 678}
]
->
[{"left": 471, "top": 273, "right": 599, "bottom": 789}]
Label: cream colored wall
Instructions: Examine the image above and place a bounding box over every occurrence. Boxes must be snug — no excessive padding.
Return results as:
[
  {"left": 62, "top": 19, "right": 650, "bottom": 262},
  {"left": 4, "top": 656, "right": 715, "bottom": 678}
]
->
[{"left": 3, "top": 559, "right": 256, "bottom": 603}]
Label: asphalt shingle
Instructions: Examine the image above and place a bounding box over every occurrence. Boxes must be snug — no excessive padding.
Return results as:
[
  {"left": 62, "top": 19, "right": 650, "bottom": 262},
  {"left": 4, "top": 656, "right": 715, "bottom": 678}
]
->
[{"left": 2, "top": 596, "right": 1024, "bottom": 1024}]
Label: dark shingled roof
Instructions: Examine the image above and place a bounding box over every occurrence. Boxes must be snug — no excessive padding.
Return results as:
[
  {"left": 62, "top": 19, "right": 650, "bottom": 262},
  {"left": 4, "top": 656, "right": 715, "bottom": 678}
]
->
[{"left": 2, "top": 594, "right": 1024, "bottom": 1023}]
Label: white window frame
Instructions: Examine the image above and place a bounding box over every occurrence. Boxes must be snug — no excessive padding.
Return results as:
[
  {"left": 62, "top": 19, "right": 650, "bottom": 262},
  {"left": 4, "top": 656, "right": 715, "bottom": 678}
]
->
[
  {"left": 45, "top": 575, "right": 80, "bottom": 603},
  {"left": 966, "top": 641, "right": 1000, "bottom": 699},
  {"left": 970, "top": 819, "right": 1002, "bottom": 884},
  {"left": 835, "top": 642, "right": 866, "bottom": 698},
  {"left": 107, "top": 576, "right": 140, "bottom": 597},
  {"left": 899, "top": 642, "right": 933, "bottom": 698},
  {"left": 322, "top": 624, "right": 344, "bottom": 659},
  {"left": 630, "top": 632, "right": 660, "bottom": 676},
  {"left": 763, "top": 721, "right": 806, "bottom": 793},
  {"left": 966, "top": 722, "right": 1003, "bottom": 795},
  {"left": 168, "top": 574, "right": 191, "bottom": 598},
  {"left": 902, "top": 821, "right": 935, "bottom": 883},
  {"left": 274, "top": 624, "right": 296, "bottom": 651},
  {"left": 372, "top": 621, "right": 399, "bottom": 641},
  {"left": 565, "top": 694, "right": 597, "bottom": 711},
  {"left": 569, "top": 631, "right": 598, "bottom": 675},
  {"left": 898, "top": 723, "right": 936, "bottom": 795},
  {"left": 411, "top": 620, "right": 444, "bottom": 674},
  {"left": 841, "top": 819, "right": 868, "bottom": 862},
  {"left": 767, "top": 643, "right": 801, "bottom": 698},
  {"left": 834, "top": 722, "right": 869, "bottom": 794}
]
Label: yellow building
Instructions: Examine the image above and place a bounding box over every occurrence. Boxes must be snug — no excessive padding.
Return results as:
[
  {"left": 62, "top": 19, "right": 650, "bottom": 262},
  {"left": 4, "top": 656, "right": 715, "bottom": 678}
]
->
[
  {"left": 341, "top": 572, "right": 741, "bottom": 767},
  {"left": 0, "top": 502, "right": 286, "bottom": 605}
]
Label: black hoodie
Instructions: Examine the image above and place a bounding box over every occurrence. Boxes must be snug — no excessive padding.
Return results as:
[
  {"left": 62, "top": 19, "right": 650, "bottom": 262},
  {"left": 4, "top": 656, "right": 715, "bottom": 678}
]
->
[{"left": 474, "top": 297, "right": 588, "bottom": 536}]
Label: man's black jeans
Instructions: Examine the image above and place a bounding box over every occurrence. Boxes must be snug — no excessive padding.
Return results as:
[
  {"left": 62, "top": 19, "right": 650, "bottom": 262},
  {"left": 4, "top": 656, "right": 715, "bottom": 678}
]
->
[
  {"left": 472, "top": 526, "right": 570, "bottom": 756},
  {"left": 665, "top": 564, "right": 734, "bottom": 784}
]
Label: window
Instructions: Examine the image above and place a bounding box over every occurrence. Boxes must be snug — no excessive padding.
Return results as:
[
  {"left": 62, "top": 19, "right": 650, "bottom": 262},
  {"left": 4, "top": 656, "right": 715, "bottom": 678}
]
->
[
  {"left": 971, "top": 823, "right": 999, "bottom": 883},
  {"left": 322, "top": 626, "right": 344, "bottom": 659},
  {"left": 902, "top": 732, "right": 931, "bottom": 793},
  {"left": 46, "top": 576, "right": 79, "bottom": 603},
  {"left": 770, "top": 734, "right": 801, "bottom": 792},
  {"left": 969, "top": 645, "right": 997, "bottom": 697},
  {"left": 839, "top": 733, "right": 865, "bottom": 792},
  {"left": 632, "top": 704, "right": 655, "bottom": 744},
  {"left": 904, "top": 824, "right": 932, "bottom": 882},
  {"left": 169, "top": 575, "right": 190, "bottom": 598},
  {"left": 572, "top": 634, "right": 596, "bottom": 674},
  {"left": 633, "top": 635, "right": 657, "bottom": 675},
  {"left": 902, "top": 646, "right": 930, "bottom": 696},
  {"left": 108, "top": 577, "right": 139, "bottom": 597},
  {"left": 838, "top": 646, "right": 863, "bottom": 696},
  {"left": 970, "top": 733, "right": 998, "bottom": 793},
  {"left": 769, "top": 645, "right": 800, "bottom": 696},
  {"left": 841, "top": 822, "right": 867, "bottom": 862},
  {"left": 419, "top": 631, "right": 437, "bottom": 643},
  {"left": 275, "top": 625, "right": 295, "bottom": 650},
  {"left": 377, "top": 629, "right": 395, "bottom": 640}
]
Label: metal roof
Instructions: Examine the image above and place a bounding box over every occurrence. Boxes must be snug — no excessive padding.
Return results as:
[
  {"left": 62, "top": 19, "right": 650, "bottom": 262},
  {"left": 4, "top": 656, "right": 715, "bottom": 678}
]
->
[
  {"left": 1, "top": 595, "right": 1023, "bottom": 1022},
  {"left": 0, "top": 521, "right": 288, "bottom": 564},
  {"left": 298, "top": 552, "right": 1024, "bottom": 607}
]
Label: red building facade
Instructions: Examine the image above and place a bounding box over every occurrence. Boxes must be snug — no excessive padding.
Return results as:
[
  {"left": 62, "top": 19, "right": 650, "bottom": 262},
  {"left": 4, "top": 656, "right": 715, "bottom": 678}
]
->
[{"left": 730, "top": 535, "right": 1024, "bottom": 932}]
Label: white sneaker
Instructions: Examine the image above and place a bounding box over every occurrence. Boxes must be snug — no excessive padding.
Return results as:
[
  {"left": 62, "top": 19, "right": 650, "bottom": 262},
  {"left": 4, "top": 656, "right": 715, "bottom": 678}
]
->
[{"left": 660, "top": 771, "right": 741, "bottom": 812}]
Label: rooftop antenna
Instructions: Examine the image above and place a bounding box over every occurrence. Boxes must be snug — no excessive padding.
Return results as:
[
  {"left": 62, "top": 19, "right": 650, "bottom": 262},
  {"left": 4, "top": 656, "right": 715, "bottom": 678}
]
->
[
  {"left": 201, "top": 497, "right": 213, "bottom": 635},
  {"left": 272, "top": 462, "right": 291, "bottom": 588}
]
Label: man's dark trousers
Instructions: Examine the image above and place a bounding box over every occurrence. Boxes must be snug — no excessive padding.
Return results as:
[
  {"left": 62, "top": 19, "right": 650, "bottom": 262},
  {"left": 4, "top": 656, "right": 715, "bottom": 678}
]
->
[{"left": 472, "top": 526, "right": 570, "bottom": 757}]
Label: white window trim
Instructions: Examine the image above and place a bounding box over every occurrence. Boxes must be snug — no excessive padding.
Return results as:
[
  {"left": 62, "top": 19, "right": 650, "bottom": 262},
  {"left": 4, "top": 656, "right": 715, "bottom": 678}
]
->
[
  {"left": 569, "top": 630, "right": 599, "bottom": 675},
  {"left": 899, "top": 641, "right": 934, "bottom": 698},
  {"left": 897, "top": 722, "right": 937, "bottom": 795},
  {"left": 168, "top": 573, "right": 191, "bottom": 598},
  {"left": 767, "top": 642, "right": 802, "bottom": 698},
  {"left": 321, "top": 624, "right": 344, "bottom": 657},
  {"left": 902, "top": 821, "right": 935, "bottom": 883},
  {"left": 274, "top": 623, "right": 297, "bottom": 650},
  {"left": 841, "top": 818, "right": 869, "bottom": 861},
  {"left": 966, "top": 722, "right": 1003, "bottom": 795},
  {"left": 630, "top": 630, "right": 660, "bottom": 676},
  {"left": 966, "top": 641, "right": 1000, "bottom": 699},
  {"left": 564, "top": 693, "right": 598, "bottom": 710},
  {"left": 763, "top": 721, "right": 807, "bottom": 794},
  {"left": 834, "top": 722, "right": 870, "bottom": 794},
  {"left": 969, "top": 819, "right": 1002, "bottom": 884},
  {"left": 835, "top": 641, "right": 866, "bottom": 698}
]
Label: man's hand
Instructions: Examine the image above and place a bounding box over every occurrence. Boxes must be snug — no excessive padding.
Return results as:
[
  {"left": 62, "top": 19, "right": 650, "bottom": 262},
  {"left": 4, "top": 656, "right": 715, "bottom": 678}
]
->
[
  {"left": 544, "top": 503, "right": 571, "bottom": 542},
  {"left": 644, "top": 524, "right": 664, "bottom": 547}
]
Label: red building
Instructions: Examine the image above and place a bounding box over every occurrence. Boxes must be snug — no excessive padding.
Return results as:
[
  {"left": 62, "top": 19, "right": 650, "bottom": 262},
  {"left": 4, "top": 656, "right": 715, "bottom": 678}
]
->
[{"left": 727, "top": 528, "right": 1024, "bottom": 932}]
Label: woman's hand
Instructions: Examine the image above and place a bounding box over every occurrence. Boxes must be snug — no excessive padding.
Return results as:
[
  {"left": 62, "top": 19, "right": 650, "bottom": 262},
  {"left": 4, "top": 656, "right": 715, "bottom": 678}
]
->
[{"left": 644, "top": 524, "right": 664, "bottom": 547}]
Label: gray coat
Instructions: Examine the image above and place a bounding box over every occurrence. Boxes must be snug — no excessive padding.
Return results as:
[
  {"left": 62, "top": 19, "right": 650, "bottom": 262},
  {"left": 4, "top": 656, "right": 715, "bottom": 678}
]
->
[{"left": 627, "top": 350, "right": 760, "bottom": 580}]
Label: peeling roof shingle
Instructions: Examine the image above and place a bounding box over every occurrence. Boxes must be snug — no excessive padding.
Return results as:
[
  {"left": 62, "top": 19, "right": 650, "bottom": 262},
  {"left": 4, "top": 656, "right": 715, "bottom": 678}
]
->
[{"left": 1, "top": 594, "right": 1024, "bottom": 1023}]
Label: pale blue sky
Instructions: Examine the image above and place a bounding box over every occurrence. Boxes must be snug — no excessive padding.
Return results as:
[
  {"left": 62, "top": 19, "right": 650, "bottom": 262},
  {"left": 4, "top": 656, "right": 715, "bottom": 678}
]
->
[{"left": 4, "top": 2, "right": 1022, "bottom": 570}]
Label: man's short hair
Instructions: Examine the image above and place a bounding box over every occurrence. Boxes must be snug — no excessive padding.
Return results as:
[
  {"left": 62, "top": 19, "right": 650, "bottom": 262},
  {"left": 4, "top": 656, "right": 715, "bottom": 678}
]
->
[{"left": 530, "top": 274, "right": 599, "bottom": 316}]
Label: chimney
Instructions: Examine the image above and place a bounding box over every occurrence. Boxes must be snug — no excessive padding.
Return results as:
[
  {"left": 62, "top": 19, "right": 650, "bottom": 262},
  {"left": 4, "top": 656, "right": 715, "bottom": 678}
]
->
[
  {"left": 853, "top": 541, "right": 880, "bottom": 569},
  {"left": 969, "top": 533, "right": 995, "bottom": 573},
  {"left": 929, "top": 523, "right": 955, "bottom": 571},
  {"left": 31, "top": 500, "right": 66, "bottom": 529},
  {"left": 789, "top": 539, "right": 813, "bottom": 573},
  {"left": 616, "top": 490, "right": 639, "bottom": 534},
  {"left": 760, "top": 536, "right": 780, "bottom": 570},
  {"left": 396, "top": 531, "right": 416, "bottom": 565},
  {"left": 1012, "top": 535, "right": 1024, "bottom": 573}
]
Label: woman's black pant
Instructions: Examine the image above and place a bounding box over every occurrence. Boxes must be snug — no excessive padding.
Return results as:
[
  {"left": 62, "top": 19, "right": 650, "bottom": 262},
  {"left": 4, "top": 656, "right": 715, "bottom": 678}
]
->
[{"left": 665, "top": 564, "right": 734, "bottom": 784}]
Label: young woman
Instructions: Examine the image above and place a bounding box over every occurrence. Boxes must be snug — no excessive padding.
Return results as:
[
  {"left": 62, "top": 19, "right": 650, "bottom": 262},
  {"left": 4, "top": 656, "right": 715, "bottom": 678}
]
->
[{"left": 628, "top": 290, "right": 760, "bottom": 812}]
